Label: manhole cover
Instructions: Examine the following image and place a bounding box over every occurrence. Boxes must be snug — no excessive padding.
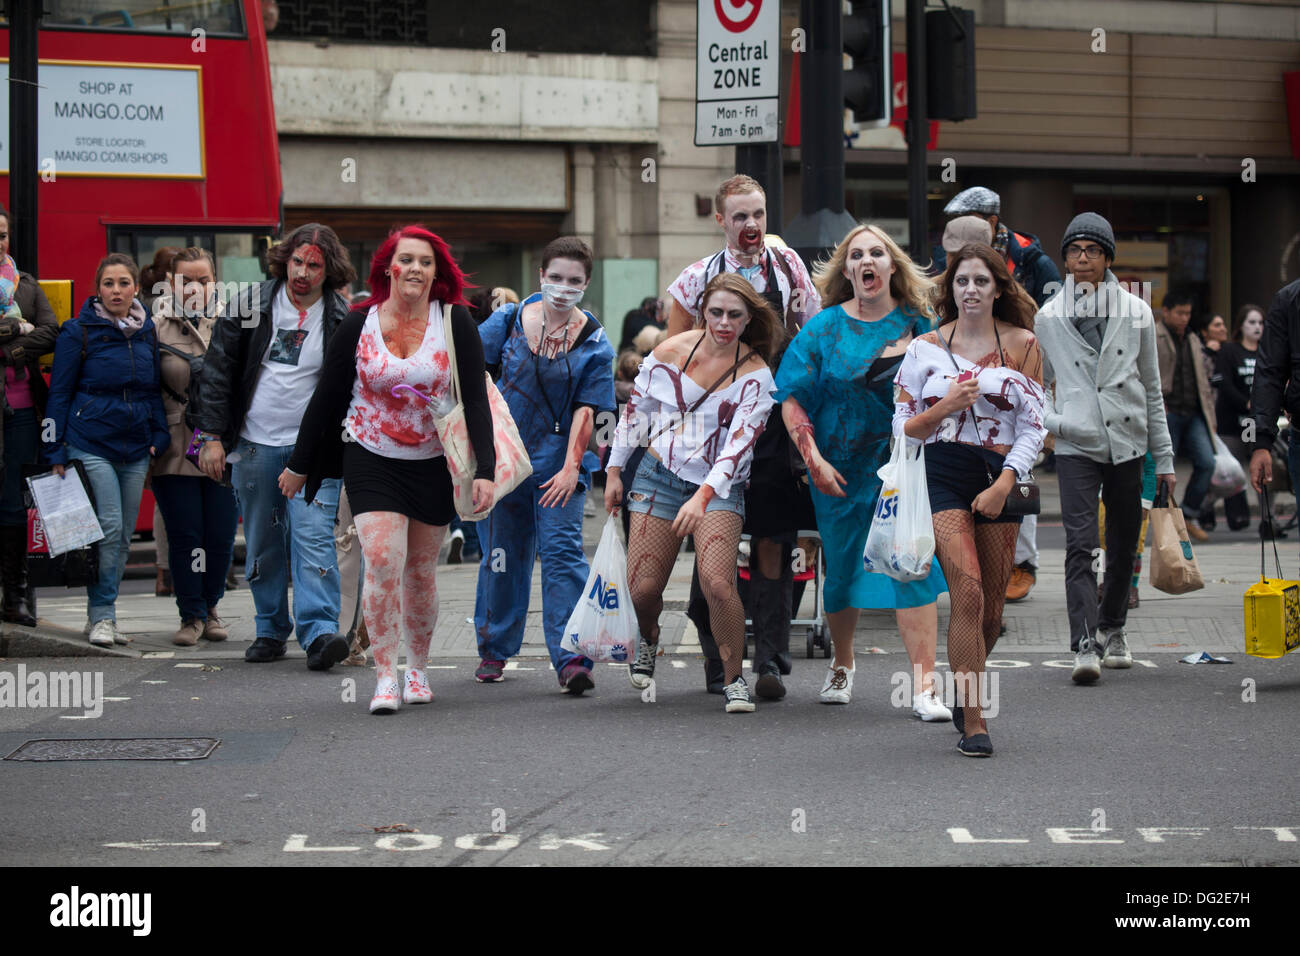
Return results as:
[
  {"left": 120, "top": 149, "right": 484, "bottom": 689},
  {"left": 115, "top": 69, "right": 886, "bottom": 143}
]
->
[{"left": 4, "top": 738, "right": 221, "bottom": 761}]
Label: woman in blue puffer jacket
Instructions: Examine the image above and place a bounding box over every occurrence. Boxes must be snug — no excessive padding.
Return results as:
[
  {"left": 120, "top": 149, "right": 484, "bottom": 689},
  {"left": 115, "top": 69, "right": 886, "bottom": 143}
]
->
[{"left": 44, "top": 253, "right": 170, "bottom": 647}]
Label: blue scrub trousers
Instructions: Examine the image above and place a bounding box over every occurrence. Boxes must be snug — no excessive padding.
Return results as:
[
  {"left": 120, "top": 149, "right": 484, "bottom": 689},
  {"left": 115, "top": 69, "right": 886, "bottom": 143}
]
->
[{"left": 473, "top": 472, "right": 593, "bottom": 674}]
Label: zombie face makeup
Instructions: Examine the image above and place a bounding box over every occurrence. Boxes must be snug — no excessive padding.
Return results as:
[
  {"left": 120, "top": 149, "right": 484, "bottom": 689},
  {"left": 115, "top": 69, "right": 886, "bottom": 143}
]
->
[
  {"left": 173, "top": 258, "right": 216, "bottom": 318},
  {"left": 1241, "top": 309, "right": 1264, "bottom": 346},
  {"left": 539, "top": 256, "right": 589, "bottom": 311},
  {"left": 717, "top": 190, "right": 766, "bottom": 259},
  {"left": 98, "top": 264, "right": 138, "bottom": 318},
  {"left": 952, "top": 256, "right": 1000, "bottom": 321},
  {"left": 701, "top": 289, "right": 751, "bottom": 347},
  {"left": 287, "top": 242, "right": 326, "bottom": 305},
  {"left": 844, "top": 230, "right": 896, "bottom": 302},
  {"left": 389, "top": 238, "right": 436, "bottom": 303}
]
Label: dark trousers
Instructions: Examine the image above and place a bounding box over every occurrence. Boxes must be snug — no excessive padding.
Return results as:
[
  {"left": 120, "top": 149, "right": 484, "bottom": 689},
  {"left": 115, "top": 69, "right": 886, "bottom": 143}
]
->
[
  {"left": 1, "top": 408, "right": 38, "bottom": 526},
  {"left": 1057, "top": 454, "right": 1144, "bottom": 651},
  {"left": 152, "top": 474, "right": 239, "bottom": 621}
]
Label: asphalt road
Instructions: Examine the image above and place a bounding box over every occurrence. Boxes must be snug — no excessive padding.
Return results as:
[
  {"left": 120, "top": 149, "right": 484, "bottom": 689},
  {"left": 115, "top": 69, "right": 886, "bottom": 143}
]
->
[{"left": 2, "top": 648, "right": 1297, "bottom": 867}]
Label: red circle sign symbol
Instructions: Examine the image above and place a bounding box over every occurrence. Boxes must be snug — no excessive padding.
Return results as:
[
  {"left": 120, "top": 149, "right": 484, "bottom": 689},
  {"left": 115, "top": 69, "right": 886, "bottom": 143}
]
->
[{"left": 715, "top": 0, "right": 761, "bottom": 34}]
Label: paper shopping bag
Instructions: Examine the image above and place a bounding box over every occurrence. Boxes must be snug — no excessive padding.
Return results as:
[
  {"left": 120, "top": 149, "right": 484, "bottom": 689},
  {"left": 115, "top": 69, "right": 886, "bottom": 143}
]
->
[{"left": 1148, "top": 484, "right": 1204, "bottom": 595}]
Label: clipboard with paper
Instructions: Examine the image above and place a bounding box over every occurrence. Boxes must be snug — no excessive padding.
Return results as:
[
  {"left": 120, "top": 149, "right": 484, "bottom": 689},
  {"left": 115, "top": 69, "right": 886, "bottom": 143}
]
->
[{"left": 26, "top": 468, "right": 105, "bottom": 557}]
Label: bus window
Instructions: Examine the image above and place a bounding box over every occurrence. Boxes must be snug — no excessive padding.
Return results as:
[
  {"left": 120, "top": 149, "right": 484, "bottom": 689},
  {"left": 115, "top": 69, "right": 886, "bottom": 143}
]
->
[{"left": 41, "top": 0, "right": 246, "bottom": 36}]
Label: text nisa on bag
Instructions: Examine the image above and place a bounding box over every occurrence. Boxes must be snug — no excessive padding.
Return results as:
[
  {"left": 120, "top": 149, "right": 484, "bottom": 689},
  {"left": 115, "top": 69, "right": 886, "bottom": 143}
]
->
[{"left": 589, "top": 574, "right": 621, "bottom": 610}]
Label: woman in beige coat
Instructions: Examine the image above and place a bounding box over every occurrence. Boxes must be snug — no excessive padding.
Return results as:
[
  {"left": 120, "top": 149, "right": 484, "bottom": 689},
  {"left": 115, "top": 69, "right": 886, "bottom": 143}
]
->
[{"left": 150, "top": 248, "right": 239, "bottom": 646}]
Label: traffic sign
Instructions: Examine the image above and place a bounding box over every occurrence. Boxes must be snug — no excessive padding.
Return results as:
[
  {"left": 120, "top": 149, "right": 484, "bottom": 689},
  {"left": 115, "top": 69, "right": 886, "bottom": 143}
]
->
[{"left": 695, "top": 0, "right": 779, "bottom": 146}]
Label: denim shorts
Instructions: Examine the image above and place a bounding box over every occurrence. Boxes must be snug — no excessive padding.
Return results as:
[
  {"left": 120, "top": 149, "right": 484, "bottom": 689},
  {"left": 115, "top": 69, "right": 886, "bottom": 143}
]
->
[{"left": 626, "top": 454, "right": 744, "bottom": 521}]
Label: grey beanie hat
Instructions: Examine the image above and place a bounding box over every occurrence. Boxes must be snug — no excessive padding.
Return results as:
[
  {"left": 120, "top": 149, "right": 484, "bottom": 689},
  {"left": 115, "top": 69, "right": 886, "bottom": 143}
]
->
[{"left": 1061, "top": 212, "right": 1116, "bottom": 260}]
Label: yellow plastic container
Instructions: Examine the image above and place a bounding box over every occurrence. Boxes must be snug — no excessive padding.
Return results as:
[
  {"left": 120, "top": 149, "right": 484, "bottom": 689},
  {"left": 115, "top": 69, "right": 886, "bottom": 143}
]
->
[{"left": 1243, "top": 577, "right": 1300, "bottom": 659}]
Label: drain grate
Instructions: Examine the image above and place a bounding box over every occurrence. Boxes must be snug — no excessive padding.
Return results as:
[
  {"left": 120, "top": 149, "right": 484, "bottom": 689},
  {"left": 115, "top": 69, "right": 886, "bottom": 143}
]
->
[{"left": 4, "top": 738, "right": 221, "bottom": 761}]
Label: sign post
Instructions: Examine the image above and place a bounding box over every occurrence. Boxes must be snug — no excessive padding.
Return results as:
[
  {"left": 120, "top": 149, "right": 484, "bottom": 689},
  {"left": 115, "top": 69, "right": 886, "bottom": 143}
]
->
[{"left": 695, "top": 0, "right": 780, "bottom": 147}]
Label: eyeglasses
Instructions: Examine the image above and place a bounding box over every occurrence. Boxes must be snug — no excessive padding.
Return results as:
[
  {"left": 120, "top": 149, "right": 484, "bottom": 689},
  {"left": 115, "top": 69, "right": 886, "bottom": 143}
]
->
[{"left": 1066, "top": 244, "right": 1105, "bottom": 260}]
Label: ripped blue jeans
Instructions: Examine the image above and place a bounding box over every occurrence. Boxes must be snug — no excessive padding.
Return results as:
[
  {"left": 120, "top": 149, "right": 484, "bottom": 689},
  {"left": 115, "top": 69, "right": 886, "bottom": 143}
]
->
[{"left": 231, "top": 438, "right": 341, "bottom": 649}]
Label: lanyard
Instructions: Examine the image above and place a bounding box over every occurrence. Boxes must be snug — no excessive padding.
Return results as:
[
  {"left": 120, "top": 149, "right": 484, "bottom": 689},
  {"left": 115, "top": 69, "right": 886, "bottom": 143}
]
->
[{"left": 531, "top": 304, "right": 575, "bottom": 435}]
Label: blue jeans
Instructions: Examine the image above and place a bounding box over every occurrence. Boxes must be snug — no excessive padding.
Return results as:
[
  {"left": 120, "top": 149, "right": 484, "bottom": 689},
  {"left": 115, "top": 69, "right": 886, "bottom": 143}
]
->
[
  {"left": 67, "top": 444, "right": 149, "bottom": 624},
  {"left": 474, "top": 472, "right": 592, "bottom": 673},
  {"left": 231, "top": 438, "right": 341, "bottom": 649},
  {"left": 151, "top": 474, "right": 239, "bottom": 622},
  {"left": 1166, "top": 410, "right": 1215, "bottom": 517}
]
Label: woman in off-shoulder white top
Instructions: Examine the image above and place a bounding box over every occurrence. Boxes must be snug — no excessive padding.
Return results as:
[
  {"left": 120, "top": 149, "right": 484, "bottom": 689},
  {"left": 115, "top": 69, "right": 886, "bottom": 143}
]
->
[
  {"left": 605, "top": 273, "right": 781, "bottom": 714},
  {"left": 894, "top": 242, "right": 1046, "bottom": 757}
]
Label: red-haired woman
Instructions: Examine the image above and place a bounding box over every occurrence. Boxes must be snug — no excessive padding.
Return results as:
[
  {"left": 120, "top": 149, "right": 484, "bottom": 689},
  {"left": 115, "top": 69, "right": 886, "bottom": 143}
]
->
[
  {"left": 894, "top": 243, "right": 1046, "bottom": 756},
  {"left": 283, "top": 225, "right": 495, "bottom": 714}
]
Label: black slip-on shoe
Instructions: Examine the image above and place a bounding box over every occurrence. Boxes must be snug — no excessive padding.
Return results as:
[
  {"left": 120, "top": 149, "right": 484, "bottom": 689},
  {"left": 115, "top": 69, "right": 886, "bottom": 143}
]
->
[
  {"left": 957, "top": 733, "right": 993, "bottom": 757},
  {"left": 245, "top": 637, "right": 287, "bottom": 663},
  {"left": 306, "top": 633, "right": 350, "bottom": 671}
]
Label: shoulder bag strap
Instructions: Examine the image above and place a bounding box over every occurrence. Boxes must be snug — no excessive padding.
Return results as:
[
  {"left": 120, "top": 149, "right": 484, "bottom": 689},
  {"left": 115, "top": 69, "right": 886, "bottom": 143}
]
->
[{"left": 442, "top": 302, "right": 462, "bottom": 410}]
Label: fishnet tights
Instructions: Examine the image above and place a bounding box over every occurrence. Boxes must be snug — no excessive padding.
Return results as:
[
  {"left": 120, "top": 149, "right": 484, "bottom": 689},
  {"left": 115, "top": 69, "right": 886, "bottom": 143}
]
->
[
  {"left": 627, "top": 509, "right": 747, "bottom": 682},
  {"left": 933, "top": 510, "right": 1018, "bottom": 730}
]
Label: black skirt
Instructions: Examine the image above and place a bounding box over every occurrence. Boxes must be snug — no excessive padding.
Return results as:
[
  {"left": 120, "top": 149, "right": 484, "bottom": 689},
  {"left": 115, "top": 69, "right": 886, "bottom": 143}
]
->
[
  {"left": 343, "top": 441, "right": 456, "bottom": 527},
  {"left": 743, "top": 409, "right": 817, "bottom": 539}
]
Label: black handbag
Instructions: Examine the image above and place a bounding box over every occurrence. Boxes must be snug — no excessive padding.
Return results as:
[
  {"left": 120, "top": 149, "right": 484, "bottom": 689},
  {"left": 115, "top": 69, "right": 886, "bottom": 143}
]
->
[{"left": 936, "top": 325, "right": 1040, "bottom": 517}]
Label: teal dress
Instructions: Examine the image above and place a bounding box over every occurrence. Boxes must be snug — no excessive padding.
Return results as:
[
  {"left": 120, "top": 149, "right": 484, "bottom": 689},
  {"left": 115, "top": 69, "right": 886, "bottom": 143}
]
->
[{"left": 774, "top": 304, "right": 947, "bottom": 613}]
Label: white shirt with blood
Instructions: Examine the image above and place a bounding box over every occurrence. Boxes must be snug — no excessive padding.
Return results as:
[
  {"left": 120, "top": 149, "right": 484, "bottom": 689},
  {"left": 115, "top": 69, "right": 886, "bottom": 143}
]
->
[
  {"left": 608, "top": 353, "right": 775, "bottom": 500},
  {"left": 242, "top": 285, "right": 326, "bottom": 447},
  {"left": 344, "top": 305, "right": 452, "bottom": 460}
]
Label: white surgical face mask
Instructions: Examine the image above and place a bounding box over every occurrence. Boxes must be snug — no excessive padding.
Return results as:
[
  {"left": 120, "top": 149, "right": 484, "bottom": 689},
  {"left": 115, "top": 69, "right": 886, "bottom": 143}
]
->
[{"left": 541, "top": 283, "right": 584, "bottom": 310}]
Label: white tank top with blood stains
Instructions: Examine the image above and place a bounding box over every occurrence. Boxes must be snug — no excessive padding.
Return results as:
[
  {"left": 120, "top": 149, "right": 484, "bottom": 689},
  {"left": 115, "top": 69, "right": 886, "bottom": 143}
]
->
[{"left": 344, "top": 305, "right": 452, "bottom": 460}]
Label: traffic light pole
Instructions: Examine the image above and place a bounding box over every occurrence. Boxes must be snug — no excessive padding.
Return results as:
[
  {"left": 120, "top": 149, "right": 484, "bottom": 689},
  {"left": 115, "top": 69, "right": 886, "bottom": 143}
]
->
[
  {"left": 905, "top": 0, "right": 929, "bottom": 262},
  {"left": 784, "top": 0, "right": 857, "bottom": 265},
  {"left": 736, "top": 143, "right": 783, "bottom": 238},
  {"left": 9, "top": 0, "right": 40, "bottom": 274}
]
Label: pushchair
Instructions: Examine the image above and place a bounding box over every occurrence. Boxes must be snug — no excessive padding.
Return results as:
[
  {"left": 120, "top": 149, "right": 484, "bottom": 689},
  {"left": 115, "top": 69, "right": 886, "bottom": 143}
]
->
[{"left": 737, "top": 530, "right": 832, "bottom": 659}]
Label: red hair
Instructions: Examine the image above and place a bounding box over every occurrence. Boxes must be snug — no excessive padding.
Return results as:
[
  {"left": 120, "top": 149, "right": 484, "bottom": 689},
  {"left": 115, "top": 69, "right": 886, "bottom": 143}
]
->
[{"left": 361, "top": 225, "right": 472, "bottom": 310}]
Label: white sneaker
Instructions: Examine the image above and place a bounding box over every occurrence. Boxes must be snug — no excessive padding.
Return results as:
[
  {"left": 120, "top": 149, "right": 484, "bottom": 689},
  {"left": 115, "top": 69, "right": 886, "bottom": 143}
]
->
[
  {"left": 819, "top": 664, "right": 854, "bottom": 704},
  {"left": 111, "top": 621, "right": 129, "bottom": 645},
  {"left": 913, "top": 687, "right": 953, "bottom": 722},
  {"left": 88, "top": 620, "right": 116, "bottom": 648},
  {"left": 402, "top": 668, "right": 434, "bottom": 705},
  {"left": 369, "top": 677, "right": 402, "bottom": 714},
  {"left": 1101, "top": 628, "right": 1132, "bottom": 669}
]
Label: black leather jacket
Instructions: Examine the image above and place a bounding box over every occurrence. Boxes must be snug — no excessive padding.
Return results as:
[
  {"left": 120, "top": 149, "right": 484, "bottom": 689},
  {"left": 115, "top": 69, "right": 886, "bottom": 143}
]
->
[
  {"left": 1251, "top": 278, "right": 1300, "bottom": 448},
  {"left": 192, "top": 278, "right": 351, "bottom": 449}
]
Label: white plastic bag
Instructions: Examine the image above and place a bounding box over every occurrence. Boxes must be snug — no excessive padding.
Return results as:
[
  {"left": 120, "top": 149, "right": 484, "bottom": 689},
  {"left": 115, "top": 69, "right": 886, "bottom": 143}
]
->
[
  {"left": 1208, "top": 434, "right": 1247, "bottom": 500},
  {"left": 560, "top": 515, "right": 640, "bottom": 663},
  {"left": 863, "top": 441, "right": 934, "bottom": 582}
]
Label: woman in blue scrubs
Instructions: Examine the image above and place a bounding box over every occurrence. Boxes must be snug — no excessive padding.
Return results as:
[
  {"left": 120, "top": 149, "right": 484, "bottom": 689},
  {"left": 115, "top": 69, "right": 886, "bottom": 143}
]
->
[{"left": 473, "top": 237, "right": 616, "bottom": 694}]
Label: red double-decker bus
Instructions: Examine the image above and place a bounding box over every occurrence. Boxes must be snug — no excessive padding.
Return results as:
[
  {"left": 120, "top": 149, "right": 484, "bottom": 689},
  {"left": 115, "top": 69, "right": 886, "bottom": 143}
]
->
[
  {"left": 2, "top": 0, "right": 281, "bottom": 542},
  {"left": 2, "top": 0, "right": 282, "bottom": 299}
]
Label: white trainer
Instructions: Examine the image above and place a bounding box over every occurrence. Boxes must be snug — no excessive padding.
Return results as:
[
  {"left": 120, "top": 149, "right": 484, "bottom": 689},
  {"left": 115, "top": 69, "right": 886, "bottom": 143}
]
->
[
  {"left": 369, "top": 677, "right": 402, "bottom": 714},
  {"left": 819, "top": 664, "right": 854, "bottom": 704},
  {"left": 402, "top": 668, "right": 434, "bottom": 705},
  {"left": 88, "top": 620, "right": 116, "bottom": 648},
  {"left": 912, "top": 687, "right": 953, "bottom": 722}
]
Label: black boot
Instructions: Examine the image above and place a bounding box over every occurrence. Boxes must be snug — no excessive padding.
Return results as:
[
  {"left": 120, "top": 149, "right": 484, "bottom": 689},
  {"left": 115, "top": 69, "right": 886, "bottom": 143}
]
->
[{"left": 1, "top": 525, "right": 36, "bottom": 627}]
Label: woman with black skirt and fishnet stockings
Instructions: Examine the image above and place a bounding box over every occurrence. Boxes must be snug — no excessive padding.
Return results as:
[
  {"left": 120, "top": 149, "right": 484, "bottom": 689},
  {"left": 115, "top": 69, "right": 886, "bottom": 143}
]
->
[{"left": 893, "top": 243, "right": 1046, "bottom": 757}]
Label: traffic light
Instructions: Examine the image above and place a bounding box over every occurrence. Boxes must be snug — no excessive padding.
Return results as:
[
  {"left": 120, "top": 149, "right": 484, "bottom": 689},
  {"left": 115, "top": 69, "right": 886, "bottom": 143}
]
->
[
  {"left": 926, "top": 7, "right": 977, "bottom": 121},
  {"left": 843, "top": 0, "right": 890, "bottom": 127}
]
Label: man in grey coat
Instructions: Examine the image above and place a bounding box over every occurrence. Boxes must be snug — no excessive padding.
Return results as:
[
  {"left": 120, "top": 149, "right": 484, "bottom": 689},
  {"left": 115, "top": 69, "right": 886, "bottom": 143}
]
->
[{"left": 1034, "top": 213, "right": 1176, "bottom": 683}]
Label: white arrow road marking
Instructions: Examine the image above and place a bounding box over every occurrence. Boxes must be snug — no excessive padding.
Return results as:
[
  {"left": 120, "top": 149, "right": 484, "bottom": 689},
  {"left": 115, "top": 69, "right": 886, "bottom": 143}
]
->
[
  {"left": 503, "top": 662, "right": 534, "bottom": 671},
  {"left": 103, "top": 840, "right": 222, "bottom": 850}
]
